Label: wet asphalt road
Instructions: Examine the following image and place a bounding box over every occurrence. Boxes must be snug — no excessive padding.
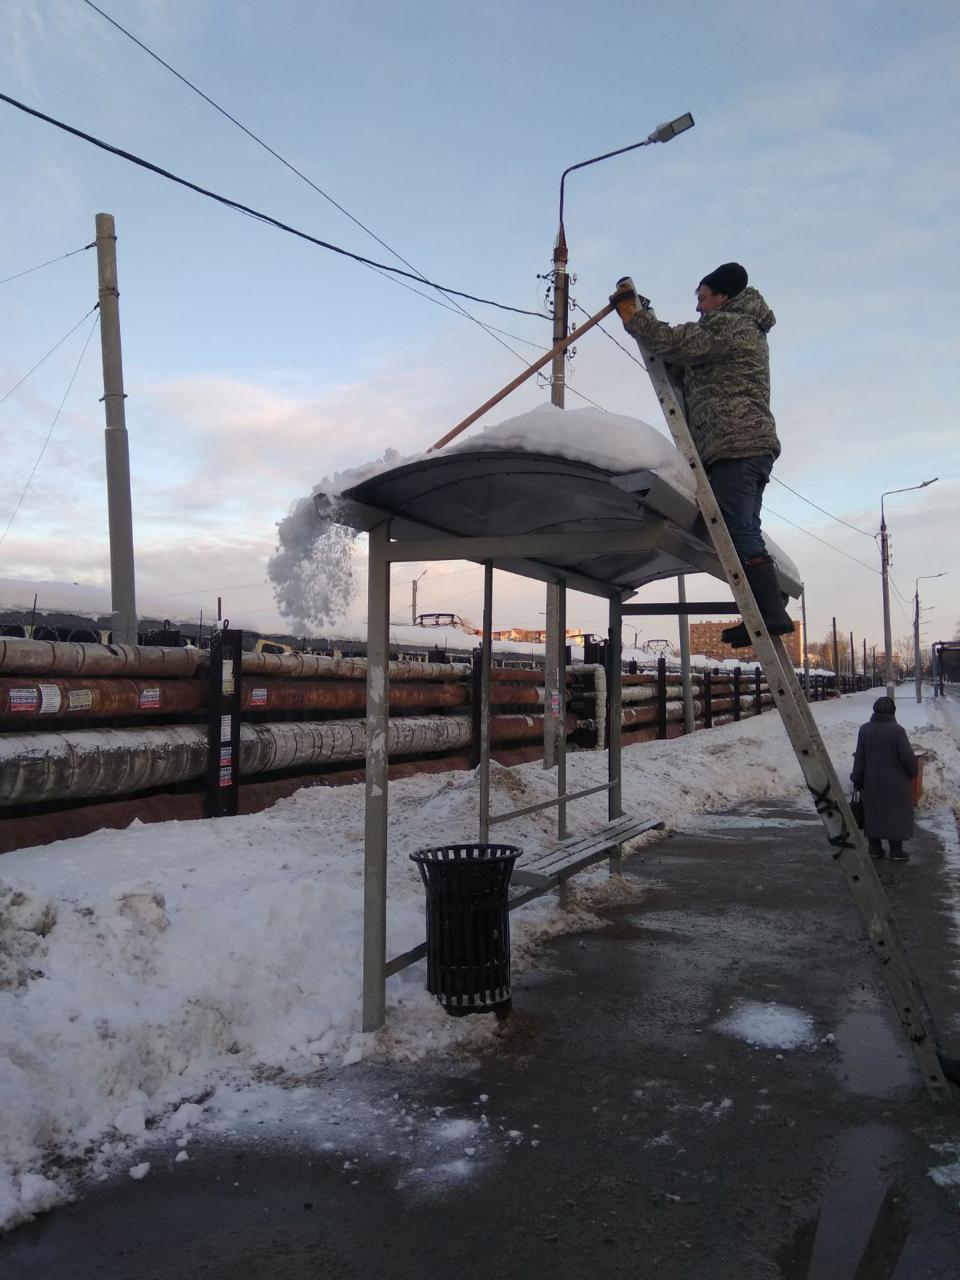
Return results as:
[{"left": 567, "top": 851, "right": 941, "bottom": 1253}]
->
[{"left": 4, "top": 800, "right": 960, "bottom": 1280}]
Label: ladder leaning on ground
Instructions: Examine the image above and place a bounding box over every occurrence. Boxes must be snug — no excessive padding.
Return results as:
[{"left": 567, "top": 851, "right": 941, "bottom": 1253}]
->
[{"left": 629, "top": 324, "right": 954, "bottom": 1104}]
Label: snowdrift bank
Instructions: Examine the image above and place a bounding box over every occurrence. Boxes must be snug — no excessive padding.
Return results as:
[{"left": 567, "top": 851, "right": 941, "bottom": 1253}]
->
[{"left": 2, "top": 690, "right": 958, "bottom": 1229}]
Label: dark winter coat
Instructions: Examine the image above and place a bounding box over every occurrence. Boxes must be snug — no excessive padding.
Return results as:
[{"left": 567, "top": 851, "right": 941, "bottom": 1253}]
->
[
  {"left": 850, "top": 712, "right": 918, "bottom": 841},
  {"left": 624, "top": 286, "right": 781, "bottom": 467}
]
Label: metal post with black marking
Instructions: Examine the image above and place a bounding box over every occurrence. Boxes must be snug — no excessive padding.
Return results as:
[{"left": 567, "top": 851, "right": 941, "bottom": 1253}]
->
[
  {"left": 632, "top": 335, "right": 952, "bottom": 1103},
  {"left": 204, "top": 626, "right": 244, "bottom": 819}
]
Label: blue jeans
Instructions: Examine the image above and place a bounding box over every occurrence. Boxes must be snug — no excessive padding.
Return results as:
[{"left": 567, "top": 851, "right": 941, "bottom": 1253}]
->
[{"left": 707, "top": 455, "right": 774, "bottom": 563}]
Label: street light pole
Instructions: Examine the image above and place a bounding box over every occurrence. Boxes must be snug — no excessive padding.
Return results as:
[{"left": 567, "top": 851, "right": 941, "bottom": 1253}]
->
[
  {"left": 879, "top": 478, "right": 938, "bottom": 701},
  {"left": 544, "top": 112, "right": 694, "bottom": 766},
  {"left": 914, "top": 572, "right": 947, "bottom": 703}
]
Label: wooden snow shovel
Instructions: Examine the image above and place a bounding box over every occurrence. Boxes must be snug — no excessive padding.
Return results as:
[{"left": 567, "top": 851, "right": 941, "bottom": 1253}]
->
[{"left": 431, "top": 301, "right": 615, "bottom": 450}]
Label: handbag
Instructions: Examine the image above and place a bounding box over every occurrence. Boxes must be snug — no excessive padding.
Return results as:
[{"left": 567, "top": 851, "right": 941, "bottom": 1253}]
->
[{"left": 850, "top": 789, "right": 865, "bottom": 829}]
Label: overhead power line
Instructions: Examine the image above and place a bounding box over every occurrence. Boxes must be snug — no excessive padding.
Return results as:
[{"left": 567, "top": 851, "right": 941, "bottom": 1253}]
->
[
  {"left": 0, "top": 310, "right": 101, "bottom": 548},
  {"left": 0, "top": 242, "right": 95, "bottom": 288},
  {"left": 769, "top": 476, "right": 877, "bottom": 539},
  {"left": 0, "top": 91, "right": 548, "bottom": 321},
  {"left": 764, "top": 506, "right": 880, "bottom": 574},
  {"left": 79, "top": 0, "right": 549, "bottom": 364},
  {"left": 0, "top": 304, "right": 101, "bottom": 409}
]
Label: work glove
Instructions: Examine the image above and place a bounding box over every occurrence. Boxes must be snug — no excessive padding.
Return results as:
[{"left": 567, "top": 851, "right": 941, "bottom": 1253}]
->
[{"left": 609, "top": 276, "right": 650, "bottom": 324}]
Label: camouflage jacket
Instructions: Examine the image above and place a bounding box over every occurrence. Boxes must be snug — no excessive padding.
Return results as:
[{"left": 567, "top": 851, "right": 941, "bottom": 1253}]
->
[{"left": 624, "top": 286, "right": 780, "bottom": 468}]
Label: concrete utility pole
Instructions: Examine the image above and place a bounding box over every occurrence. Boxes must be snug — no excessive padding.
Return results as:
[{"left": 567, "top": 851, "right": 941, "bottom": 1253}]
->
[
  {"left": 879, "top": 514, "right": 894, "bottom": 701},
  {"left": 95, "top": 213, "right": 138, "bottom": 646},
  {"left": 411, "top": 570, "right": 427, "bottom": 625},
  {"left": 880, "top": 479, "right": 938, "bottom": 700},
  {"left": 913, "top": 589, "right": 921, "bottom": 704},
  {"left": 543, "top": 227, "right": 568, "bottom": 769},
  {"left": 849, "top": 630, "right": 855, "bottom": 689},
  {"left": 832, "top": 617, "right": 839, "bottom": 690}
]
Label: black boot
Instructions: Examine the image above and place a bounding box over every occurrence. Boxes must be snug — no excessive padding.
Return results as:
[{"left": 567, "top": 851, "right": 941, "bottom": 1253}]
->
[
  {"left": 722, "top": 558, "right": 794, "bottom": 648},
  {"left": 868, "top": 838, "right": 884, "bottom": 858}
]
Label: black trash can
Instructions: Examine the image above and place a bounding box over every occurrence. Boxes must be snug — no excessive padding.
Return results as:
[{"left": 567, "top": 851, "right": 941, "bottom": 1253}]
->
[{"left": 410, "top": 843, "right": 522, "bottom": 1017}]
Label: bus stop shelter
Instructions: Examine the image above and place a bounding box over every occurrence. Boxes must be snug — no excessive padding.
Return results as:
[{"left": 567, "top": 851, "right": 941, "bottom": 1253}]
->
[{"left": 317, "top": 448, "right": 801, "bottom": 1030}]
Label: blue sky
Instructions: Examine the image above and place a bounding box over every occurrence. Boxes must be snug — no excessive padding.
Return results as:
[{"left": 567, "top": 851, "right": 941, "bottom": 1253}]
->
[{"left": 2, "top": 0, "right": 958, "bottom": 650}]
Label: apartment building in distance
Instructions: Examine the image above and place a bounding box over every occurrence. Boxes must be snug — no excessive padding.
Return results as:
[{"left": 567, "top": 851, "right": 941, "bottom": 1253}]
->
[{"left": 689, "top": 618, "right": 805, "bottom": 667}]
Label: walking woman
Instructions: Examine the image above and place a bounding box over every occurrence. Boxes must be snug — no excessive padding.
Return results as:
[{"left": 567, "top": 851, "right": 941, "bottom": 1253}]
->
[{"left": 850, "top": 696, "right": 919, "bottom": 861}]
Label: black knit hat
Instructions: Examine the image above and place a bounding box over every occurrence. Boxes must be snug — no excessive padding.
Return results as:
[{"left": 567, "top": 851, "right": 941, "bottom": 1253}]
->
[{"left": 699, "top": 262, "right": 748, "bottom": 299}]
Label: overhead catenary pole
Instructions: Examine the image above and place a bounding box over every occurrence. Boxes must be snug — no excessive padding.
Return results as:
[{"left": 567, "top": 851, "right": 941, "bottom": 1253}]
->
[{"left": 95, "top": 213, "right": 138, "bottom": 646}]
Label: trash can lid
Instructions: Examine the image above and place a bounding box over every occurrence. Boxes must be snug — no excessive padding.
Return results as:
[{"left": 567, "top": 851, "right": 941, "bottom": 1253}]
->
[{"left": 410, "top": 842, "right": 523, "bottom": 864}]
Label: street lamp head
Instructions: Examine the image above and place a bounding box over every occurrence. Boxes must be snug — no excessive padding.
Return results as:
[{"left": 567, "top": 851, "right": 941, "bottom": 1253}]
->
[
  {"left": 558, "top": 112, "right": 694, "bottom": 232},
  {"left": 648, "top": 113, "right": 695, "bottom": 143}
]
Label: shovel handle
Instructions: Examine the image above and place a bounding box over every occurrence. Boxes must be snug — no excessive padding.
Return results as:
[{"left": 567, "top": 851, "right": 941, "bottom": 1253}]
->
[{"left": 431, "top": 301, "right": 616, "bottom": 450}]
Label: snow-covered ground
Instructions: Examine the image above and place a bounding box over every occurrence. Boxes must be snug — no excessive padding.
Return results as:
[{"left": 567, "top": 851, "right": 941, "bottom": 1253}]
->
[{"left": 2, "top": 688, "right": 958, "bottom": 1230}]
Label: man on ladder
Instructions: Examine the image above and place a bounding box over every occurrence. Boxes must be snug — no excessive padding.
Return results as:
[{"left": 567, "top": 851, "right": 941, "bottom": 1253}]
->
[{"left": 611, "top": 264, "right": 793, "bottom": 648}]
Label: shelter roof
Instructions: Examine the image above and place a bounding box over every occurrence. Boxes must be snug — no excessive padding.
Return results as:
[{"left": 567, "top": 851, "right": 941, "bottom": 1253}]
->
[{"left": 323, "top": 449, "right": 801, "bottom": 601}]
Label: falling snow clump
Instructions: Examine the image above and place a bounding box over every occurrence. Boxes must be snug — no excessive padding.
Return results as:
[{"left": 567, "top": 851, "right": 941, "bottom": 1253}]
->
[{"left": 268, "top": 496, "right": 357, "bottom": 629}]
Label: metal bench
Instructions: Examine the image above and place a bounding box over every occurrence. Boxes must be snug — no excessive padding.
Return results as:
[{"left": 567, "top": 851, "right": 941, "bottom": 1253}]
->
[
  {"left": 384, "top": 814, "right": 664, "bottom": 977},
  {"left": 510, "top": 814, "right": 664, "bottom": 907}
]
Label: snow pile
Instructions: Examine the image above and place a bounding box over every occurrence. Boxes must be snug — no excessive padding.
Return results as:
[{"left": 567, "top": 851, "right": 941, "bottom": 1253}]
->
[
  {"left": 715, "top": 1000, "right": 815, "bottom": 1050},
  {"left": 2, "top": 689, "right": 958, "bottom": 1229},
  {"left": 455, "top": 404, "right": 695, "bottom": 497}
]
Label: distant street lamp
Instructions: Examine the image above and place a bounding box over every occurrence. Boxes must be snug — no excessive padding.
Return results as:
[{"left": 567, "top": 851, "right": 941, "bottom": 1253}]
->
[
  {"left": 914, "top": 572, "right": 947, "bottom": 703},
  {"left": 879, "top": 478, "right": 938, "bottom": 700}
]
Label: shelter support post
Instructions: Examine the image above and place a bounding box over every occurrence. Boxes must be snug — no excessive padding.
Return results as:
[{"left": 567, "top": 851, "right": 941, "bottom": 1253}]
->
[
  {"left": 478, "top": 562, "right": 493, "bottom": 843},
  {"left": 544, "top": 583, "right": 559, "bottom": 769},
  {"left": 555, "top": 579, "right": 568, "bottom": 837},
  {"left": 677, "top": 575, "right": 695, "bottom": 733},
  {"left": 362, "top": 521, "right": 391, "bottom": 1032},
  {"left": 608, "top": 594, "right": 623, "bottom": 873}
]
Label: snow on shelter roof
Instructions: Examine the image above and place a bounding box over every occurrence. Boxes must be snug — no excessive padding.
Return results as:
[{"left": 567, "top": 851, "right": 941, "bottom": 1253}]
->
[{"left": 319, "top": 407, "right": 801, "bottom": 601}]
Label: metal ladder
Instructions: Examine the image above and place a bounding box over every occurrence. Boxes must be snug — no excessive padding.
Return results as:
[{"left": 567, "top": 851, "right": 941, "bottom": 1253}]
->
[{"left": 635, "top": 340, "right": 952, "bottom": 1103}]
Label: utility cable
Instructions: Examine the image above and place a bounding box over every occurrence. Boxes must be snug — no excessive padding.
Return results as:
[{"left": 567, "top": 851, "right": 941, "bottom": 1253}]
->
[
  {"left": 0, "top": 310, "right": 101, "bottom": 548},
  {"left": 565, "top": 383, "right": 608, "bottom": 412},
  {"left": 0, "top": 91, "right": 548, "bottom": 320},
  {"left": 0, "top": 242, "right": 95, "bottom": 287},
  {"left": 769, "top": 476, "right": 877, "bottom": 539},
  {"left": 80, "top": 0, "right": 548, "bottom": 360},
  {"left": 572, "top": 299, "right": 648, "bottom": 370},
  {"left": 0, "top": 304, "right": 100, "bottom": 409},
  {"left": 763, "top": 506, "right": 881, "bottom": 574}
]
